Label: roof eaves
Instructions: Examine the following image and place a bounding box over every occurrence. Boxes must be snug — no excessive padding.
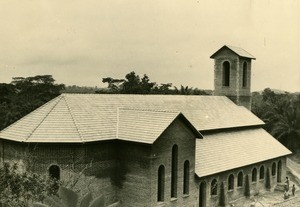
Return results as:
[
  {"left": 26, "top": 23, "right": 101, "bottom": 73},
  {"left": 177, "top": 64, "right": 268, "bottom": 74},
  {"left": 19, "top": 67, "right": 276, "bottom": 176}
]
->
[
  {"left": 210, "top": 45, "right": 256, "bottom": 60},
  {"left": 200, "top": 124, "right": 265, "bottom": 134}
]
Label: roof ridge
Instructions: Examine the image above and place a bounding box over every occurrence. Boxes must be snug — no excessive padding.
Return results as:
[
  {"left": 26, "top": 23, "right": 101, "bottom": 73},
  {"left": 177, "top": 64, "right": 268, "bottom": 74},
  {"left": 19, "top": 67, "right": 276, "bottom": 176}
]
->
[
  {"left": 63, "top": 95, "right": 85, "bottom": 143},
  {"left": 24, "top": 95, "right": 63, "bottom": 142},
  {"left": 119, "top": 107, "right": 180, "bottom": 114},
  {"left": 61, "top": 93, "right": 209, "bottom": 97}
]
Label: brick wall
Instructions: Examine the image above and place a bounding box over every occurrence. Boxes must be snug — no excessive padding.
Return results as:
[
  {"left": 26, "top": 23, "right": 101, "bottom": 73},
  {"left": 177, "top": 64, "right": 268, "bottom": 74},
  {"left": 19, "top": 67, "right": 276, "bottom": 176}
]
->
[
  {"left": 0, "top": 140, "right": 118, "bottom": 204},
  {"left": 116, "top": 141, "right": 152, "bottom": 207},
  {"left": 197, "top": 157, "right": 287, "bottom": 207},
  {"left": 150, "top": 118, "right": 198, "bottom": 207}
]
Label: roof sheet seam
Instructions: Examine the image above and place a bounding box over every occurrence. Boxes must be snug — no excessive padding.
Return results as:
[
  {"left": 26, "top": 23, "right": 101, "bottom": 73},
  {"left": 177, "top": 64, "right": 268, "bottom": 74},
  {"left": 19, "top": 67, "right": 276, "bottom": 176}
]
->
[
  {"left": 116, "top": 107, "right": 119, "bottom": 139},
  {"left": 63, "top": 95, "right": 85, "bottom": 143},
  {"left": 24, "top": 95, "right": 63, "bottom": 142},
  {"left": 0, "top": 96, "right": 60, "bottom": 135}
]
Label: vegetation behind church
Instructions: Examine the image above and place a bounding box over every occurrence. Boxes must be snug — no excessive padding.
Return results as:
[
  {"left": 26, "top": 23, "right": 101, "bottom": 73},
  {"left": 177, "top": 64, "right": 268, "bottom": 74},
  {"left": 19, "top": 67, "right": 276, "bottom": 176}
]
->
[{"left": 0, "top": 73, "right": 299, "bottom": 149}]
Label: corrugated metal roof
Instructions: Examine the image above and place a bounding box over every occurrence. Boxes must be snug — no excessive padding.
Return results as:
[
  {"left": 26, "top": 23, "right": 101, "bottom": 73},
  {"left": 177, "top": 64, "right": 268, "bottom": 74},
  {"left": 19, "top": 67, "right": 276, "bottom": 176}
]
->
[
  {"left": 0, "top": 94, "right": 264, "bottom": 143},
  {"left": 210, "top": 45, "right": 256, "bottom": 59},
  {"left": 195, "top": 128, "right": 292, "bottom": 177}
]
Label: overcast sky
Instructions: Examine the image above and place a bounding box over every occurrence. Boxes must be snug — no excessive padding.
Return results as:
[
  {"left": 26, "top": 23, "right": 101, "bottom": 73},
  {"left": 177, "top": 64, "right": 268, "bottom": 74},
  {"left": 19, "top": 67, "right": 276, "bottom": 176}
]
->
[{"left": 0, "top": 0, "right": 299, "bottom": 92}]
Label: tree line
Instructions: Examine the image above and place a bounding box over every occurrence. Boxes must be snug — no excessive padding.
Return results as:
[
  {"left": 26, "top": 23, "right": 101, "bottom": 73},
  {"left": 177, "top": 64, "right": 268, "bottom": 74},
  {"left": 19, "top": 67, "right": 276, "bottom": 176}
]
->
[
  {"left": 0, "top": 75, "right": 65, "bottom": 130},
  {"left": 97, "top": 71, "right": 211, "bottom": 95},
  {"left": 0, "top": 74, "right": 299, "bottom": 152}
]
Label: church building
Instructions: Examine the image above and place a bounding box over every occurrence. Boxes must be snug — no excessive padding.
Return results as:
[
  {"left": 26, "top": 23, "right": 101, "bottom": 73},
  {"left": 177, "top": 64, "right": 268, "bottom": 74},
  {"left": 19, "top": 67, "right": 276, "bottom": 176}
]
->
[{"left": 0, "top": 45, "right": 291, "bottom": 206}]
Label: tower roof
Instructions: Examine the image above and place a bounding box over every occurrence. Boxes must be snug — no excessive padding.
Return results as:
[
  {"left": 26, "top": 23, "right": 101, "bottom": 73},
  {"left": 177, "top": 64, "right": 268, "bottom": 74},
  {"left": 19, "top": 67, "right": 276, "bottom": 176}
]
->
[{"left": 210, "top": 45, "right": 256, "bottom": 60}]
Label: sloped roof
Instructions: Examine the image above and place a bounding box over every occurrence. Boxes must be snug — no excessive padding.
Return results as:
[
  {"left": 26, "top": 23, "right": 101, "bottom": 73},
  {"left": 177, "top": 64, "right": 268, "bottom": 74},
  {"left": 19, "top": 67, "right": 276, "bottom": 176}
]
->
[
  {"left": 0, "top": 94, "right": 264, "bottom": 143},
  {"left": 210, "top": 45, "right": 256, "bottom": 59},
  {"left": 195, "top": 128, "right": 292, "bottom": 177},
  {"left": 117, "top": 109, "right": 202, "bottom": 144}
]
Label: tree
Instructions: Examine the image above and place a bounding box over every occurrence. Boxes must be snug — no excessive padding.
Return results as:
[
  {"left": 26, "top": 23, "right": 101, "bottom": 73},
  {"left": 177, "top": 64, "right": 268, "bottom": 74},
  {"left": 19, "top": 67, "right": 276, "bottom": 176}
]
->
[
  {"left": 33, "top": 186, "right": 119, "bottom": 207},
  {"left": 265, "top": 168, "right": 271, "bottom": 190},
  {"left": 122, "top": 72, "right": 155, "bottom": 94},
  {"left": 0, "top": 162, "right": 59, "bottom": 207},
  {"left": 174, "top": 85, "right": 193, "bottom": 95},
  {"left": 244, "top": 174, "right": 250, "bottom": 197},
  {"left": 0, "top": 75, "right": 65, "bottom": 130},
  {"left": 102, "top": 77, "right": 125, "bottom": 93},
  {"left": 271, "top": 99, "right": 300, "bottom": 151},
  {"left": 100, "top": 71, "right": 209, "bottom": 95},
  {"left": 219, "top": 182, "right": 226, "bottom": 207},
  {"left": 101, "top": 71, "right": 156, "bottom": 94},
  {"left": 252, "top": 88, "right": 300, "bottom": 151}
]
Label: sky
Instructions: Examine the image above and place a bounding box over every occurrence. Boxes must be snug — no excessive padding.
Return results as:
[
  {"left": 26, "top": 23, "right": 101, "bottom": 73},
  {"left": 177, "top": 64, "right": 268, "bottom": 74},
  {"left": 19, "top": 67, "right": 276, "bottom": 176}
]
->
[{"left": 0, "top": 0, "right": 299, "bottom": 92}]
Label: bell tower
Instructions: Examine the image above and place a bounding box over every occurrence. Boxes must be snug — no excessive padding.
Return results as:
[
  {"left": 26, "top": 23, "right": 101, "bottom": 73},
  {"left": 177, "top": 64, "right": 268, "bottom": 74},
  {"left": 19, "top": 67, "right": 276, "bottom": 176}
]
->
[{"left": 210, "top": 45, "right": 256, "bottom": 110}]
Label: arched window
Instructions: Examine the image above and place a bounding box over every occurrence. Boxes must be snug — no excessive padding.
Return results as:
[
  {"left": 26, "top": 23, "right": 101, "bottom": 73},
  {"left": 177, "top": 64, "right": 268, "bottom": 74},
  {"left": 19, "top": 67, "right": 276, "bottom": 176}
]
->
[
  {"left": 228, "top": 174, "right": 234, "bottom": 190},
  {"left": 157, "top": 165, "right": 165, "bottom": 202},
  {"left": 272, "top": 163, "right": 276, "bottom": 176},
  {"left": 277, "top": 160, "right": 282, "bottom": 182},
  {"left": 171, "top": 145, "right": 178, "bottom": 198},
  {"left": 49, "top": 165, "right": 60, "bottom": 180},
  {"left": 211, "top": 179, "right": 218, "bottom": 196},
  {"left": 222, "top": 61, "right": 230, "bottom": 86},
  {"left": 183, "top": 160, "right": 190, "bottom": 194},
  {"left": 238, "top": 172, "right": 243, "bottom": 187},
  {"left": 242, "top": 62, "right": 247, "bottom": 87},
  {"left": 252, "top": 168, "right": 257, "bottom": 182},
  {"left": 260, "top": 166, "right": 265, "bottom": 180}
]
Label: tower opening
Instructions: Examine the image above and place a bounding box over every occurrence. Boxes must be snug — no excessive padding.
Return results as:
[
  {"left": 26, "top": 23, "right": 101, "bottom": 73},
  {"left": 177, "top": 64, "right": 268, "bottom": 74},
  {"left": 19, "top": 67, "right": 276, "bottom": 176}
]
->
[
  {"left": 242, "top": 62, "right": 247, "bottom": 87},
  {"left": 222, "top": 61, "right": 230, "bottom": 86}
]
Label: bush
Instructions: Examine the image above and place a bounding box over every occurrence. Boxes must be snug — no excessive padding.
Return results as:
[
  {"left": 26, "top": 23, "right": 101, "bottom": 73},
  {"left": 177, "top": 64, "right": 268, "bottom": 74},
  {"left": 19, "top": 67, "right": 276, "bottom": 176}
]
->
[
  {"left": 219, "top": 182, "right": 226, "bottom": 207},
  {"left": 0, "top": 162, "right": 60, "bottom": 207},
  {"left": 33, "top": 186, "right": 120, "bottom": 207},
  {"left": 266, "top": 168, "right": 271, "bottom": 190},
  {"left": 244, "top": 174, "right": 250, "bottom": 197}
]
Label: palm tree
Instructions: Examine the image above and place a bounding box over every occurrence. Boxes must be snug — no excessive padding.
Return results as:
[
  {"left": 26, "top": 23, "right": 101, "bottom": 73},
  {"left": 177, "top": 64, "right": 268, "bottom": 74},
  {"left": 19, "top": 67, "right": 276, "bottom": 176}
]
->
[{"left": 271, "top": 98, "right": 300, "bottom": 151}]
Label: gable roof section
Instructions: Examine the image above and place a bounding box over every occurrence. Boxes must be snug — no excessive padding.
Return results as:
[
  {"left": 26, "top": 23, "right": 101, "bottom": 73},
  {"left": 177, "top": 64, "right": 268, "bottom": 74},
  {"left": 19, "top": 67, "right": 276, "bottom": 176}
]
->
[
  {"left": 117, "top": 109, "right": 202, "bottom": 144},
  {"left": 210, "top": 45, "right": 256, "bottom": 60},
  {"left": 195, "top": 128, "right": 292, "bottom": 177},
  {"left": 0, "top": 94, "right": 264, "bottom": 143}
]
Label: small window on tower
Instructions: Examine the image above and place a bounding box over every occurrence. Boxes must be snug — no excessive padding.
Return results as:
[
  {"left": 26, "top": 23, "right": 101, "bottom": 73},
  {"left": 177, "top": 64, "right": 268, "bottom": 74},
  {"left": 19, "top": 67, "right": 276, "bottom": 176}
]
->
[
  {"left": 222, "top": 61, "right": 230, "bottom": 86},
  {"left": 243, "top": 62, "right": 247, "bottom": 87}
]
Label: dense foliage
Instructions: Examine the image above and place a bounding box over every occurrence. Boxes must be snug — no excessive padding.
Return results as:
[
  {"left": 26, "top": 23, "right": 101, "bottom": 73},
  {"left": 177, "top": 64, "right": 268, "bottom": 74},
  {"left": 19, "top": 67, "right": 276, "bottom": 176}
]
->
[
  {"left": 0, "top": 162, "right": 59, "bottom": 207},
  {"left": 33, "top": 186, "right": 119, "bottom": 207},
  {"left": 0, "top": 75, "right": 65, "bottom": 130},
  {"left": 99, "top": 71, "right": 210, "bottom": 95},
  {"left": 252, "top": 88, "right": 300, "bottom": 151}
]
